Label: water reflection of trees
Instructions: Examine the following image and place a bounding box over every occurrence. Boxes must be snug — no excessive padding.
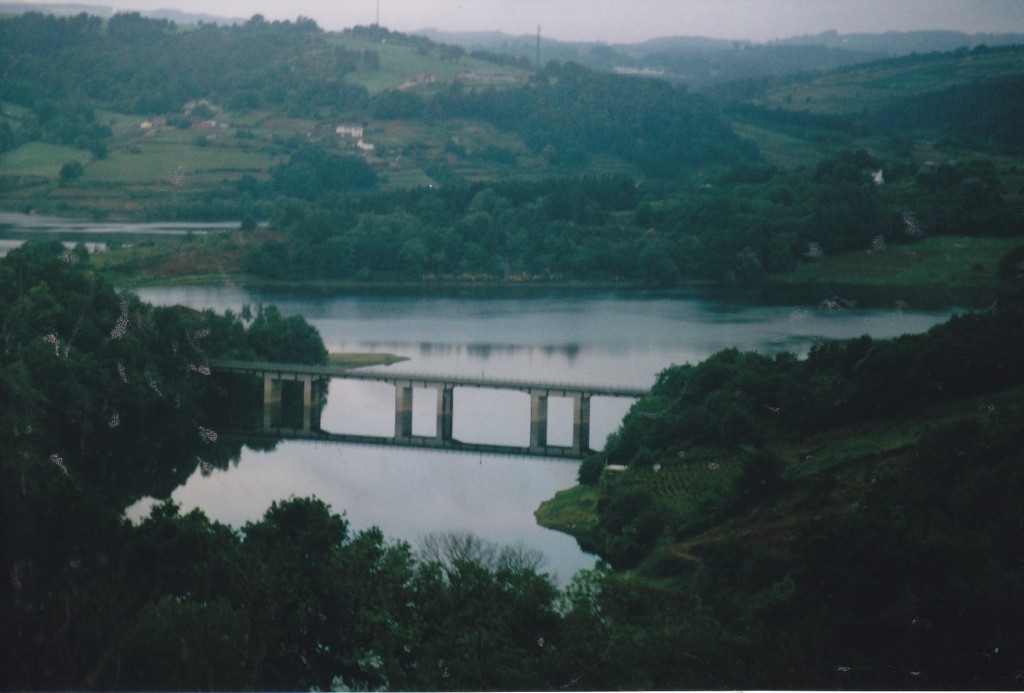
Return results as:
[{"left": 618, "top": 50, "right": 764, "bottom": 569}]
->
[{"left": 412, "top": 341, "right": 583, "bottom": 363}]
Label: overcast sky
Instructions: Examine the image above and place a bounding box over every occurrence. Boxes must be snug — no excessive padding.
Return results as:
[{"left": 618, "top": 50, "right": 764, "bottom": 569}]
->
[{"left": 26, "top": 0, "right": 1024, "bottom": 42}]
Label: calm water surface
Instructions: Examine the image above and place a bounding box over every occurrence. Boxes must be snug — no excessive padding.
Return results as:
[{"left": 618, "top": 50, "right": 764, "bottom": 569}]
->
[
  {"left": 0, "top": 213, "right": 240, "bottom": 256},
  {"left": 128, "top": 285, "right": 961, "bottom": 582}
]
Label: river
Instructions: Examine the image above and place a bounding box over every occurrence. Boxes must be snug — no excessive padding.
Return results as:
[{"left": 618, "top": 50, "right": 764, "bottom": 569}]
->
[
  {"left": 125, "top": 284, "right": 961, "bottom": 583},
  {"left": 0, "top": 212, "right": 241, "bottom": 256}
]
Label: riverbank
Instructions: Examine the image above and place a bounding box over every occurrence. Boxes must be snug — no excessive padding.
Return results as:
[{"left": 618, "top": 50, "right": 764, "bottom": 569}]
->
[
  {"left": 764, "top": 235, "right": 1020, "bottom": 305},
  {"left": 93, "top": 232, "right": 1017, "bottom": 307},
  {"left": 534, "top": 485, "right": 602, "bottom": 554},
  {"left": 2, "top": 212, "right": 1017, "bottom": 304}
]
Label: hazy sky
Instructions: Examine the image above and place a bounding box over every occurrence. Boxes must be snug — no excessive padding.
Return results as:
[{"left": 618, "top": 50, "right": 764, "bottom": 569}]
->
[{"left": 29, "top": 0, "right": 1024, "bottom": 42}]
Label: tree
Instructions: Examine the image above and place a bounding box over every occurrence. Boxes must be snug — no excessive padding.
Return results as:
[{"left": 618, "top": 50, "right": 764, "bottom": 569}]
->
[
  {"left": 245, "top": 304, "right": 328, "bottom": 364},
  {"left": 598, "top": 487, "right": 664, "bottom": 568},
  {"left": 271, "top": 147, "right": 376, "bottom": 199},
  {"left": 0, "top": 121, "right": 16, "bottom": 154},
  {"left": 59, "top": 160, "right": 84, "bottom": 184},
  {"left": 640, "top": 240, "right": 681, "bottom": 287}
]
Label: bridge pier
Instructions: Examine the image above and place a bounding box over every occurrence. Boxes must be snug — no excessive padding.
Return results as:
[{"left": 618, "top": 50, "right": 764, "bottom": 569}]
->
[
  {"left": 397, "top": 382, "right": 454, "bottom": 442},
  {"left": 301, "top": 374, "right": 313, "bottom": 432},
  {"left": 395, "top": 381, "right": 413, "bottom": 440},
  {"left": 529, "top": 391, "right": 548, "bottom": 452},
  {"left": 309, "top": 376, "right": 325, "bottom": 429},
  {"left": 437, "top": 386, "right": 454, "bottom": 442},
  {"left": 573, "top": 393, "right": 591, "bottom": 454},
  {"left": 263, "top": 373, "right": 282, "bottom": 429},
  {"left": 263, "top": 372, "right": 320, "bottom": 433},
  {"left": 530, "top": 391, "right": 592, "bottom": 454}
]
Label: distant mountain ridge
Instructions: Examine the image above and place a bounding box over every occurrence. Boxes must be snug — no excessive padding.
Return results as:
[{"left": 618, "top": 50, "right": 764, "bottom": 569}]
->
[
  {"left": 773, "top": 29, "right": 1024, "bottom": 54},
  {"left": 416, "top": 27, "right": 1024, "bottom": 57},
  {"left": 0, "top": 2, "right": 245, "bottom": 25},
  {"left": 412, "top": 27, "right": 1023, "bottom": 88}
]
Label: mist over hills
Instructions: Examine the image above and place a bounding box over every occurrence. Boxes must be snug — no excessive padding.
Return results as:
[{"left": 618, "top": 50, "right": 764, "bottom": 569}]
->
[
  {"left": 417, "top": 26, "right": 1024, "bottom": 56},
  {"left": 12, "top": 1, "right": 1005, "bottom": 89},
  {"left": 0, "top": 2, "right": 245, "bottom": 25},
  {"left": 774, "top": 28, "right": 1024, "bottom": 54},
  {"left": 414, "top": 26, "right": 1024, "bottom": 87}
]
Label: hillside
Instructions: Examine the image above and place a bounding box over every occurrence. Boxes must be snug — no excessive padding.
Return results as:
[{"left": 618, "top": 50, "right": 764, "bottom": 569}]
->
[
  {"left": 744, "top": 43, "right": 1024, "bottom": 114},
  {"left": 0, "top": 12, "right": 753, "bottom": 219},
  {"left": 537, "top": 265, "right": 1024, "bottom": 688},
  {"left": 710, "top": 43, "right": 1024, "bottom": 172},
  {"left": 0, "top": 16, "right": 546, "bottom": 216}
]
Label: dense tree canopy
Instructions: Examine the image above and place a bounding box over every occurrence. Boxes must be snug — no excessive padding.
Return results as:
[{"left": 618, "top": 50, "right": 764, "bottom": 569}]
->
[
  {"left": 0, "top": 12, "right": 365, "bottom": 117},
  {"left": 433, "top": 61, "right": 756, "bottom": 177},
  {"left": 234, "top": 147, "right": 1021, "bottom": 286}
]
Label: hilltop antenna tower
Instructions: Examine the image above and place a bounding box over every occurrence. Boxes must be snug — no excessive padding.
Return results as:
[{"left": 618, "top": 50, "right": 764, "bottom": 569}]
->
[
  {"left": 536, "top": 25, "right": 541, "bottom": 70},
  {"left": 375, "top": 0, "right": 380, "bottom": 26}
]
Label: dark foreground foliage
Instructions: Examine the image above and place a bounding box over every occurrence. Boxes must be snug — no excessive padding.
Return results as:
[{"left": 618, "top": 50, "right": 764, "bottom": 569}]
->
[{"left": 570, "top": 262, "right": 1024, "bottom": 688}]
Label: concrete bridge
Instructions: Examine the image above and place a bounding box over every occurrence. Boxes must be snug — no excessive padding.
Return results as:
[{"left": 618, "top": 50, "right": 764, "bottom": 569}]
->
[{"left": 208, "top": 359, "right": 649, "bottom": 459}]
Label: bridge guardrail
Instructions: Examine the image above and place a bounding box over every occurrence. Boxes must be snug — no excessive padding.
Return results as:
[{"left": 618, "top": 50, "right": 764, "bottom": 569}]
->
[{"left": 207, "top": 359, "right": 650, "bottom": 398}]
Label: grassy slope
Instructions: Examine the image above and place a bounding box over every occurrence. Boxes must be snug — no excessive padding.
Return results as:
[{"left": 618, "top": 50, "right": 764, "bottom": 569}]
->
[
  {"left": 533, "top": 485, "right": 603, "bottom": 552},
  {"left": 329, "top": 33, "right": 528, "bottom": 94},
  {"left": 771, "top": 235, "right": 1022, "bottom": 288},
  {"left": 0, "top": 141, "right": 91, "bottom": 176}
]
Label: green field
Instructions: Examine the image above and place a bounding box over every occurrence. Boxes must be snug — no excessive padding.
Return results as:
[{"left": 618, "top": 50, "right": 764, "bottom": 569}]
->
[
  {"left": 93, "top": 109, "right": 146, "bottom": 136},
  {"left": 87, "top": 137, "right": 278, "bottom": 185},
  {"left": 730, "top": 120, "right": 848, "bottom": 169},
  {"left": 1, "top": 84, "right": 567, "bottom": 212},
  {"left": 330, "top": 33, "right": 529, "bottom": 94},
  {"left": 0, "top": 141, "right": 92, "bottom": 177},
  {"left": 534, "top": 485, "right": 602, "bottom": 547},
  {"left": 776, "top": 235, "right": 1022, "bottom": 287}
]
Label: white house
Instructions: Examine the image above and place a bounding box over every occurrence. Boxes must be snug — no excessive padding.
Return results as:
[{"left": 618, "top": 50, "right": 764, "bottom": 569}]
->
[{"left": 336, "top": 124, "right": 364, "bottom": 138}]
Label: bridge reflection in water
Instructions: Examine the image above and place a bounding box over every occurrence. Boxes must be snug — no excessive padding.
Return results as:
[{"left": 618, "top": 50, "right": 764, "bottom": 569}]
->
[{"left": 210, "top": 360, "right": 649, "bottom": 460}]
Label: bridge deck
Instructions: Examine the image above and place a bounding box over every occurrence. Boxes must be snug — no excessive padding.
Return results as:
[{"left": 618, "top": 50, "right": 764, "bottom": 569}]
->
[{"left": 209, "top": 359, "right": 650, "bottom": 398}]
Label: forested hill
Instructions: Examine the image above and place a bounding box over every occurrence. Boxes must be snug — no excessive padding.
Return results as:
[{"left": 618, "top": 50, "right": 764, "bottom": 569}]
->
[
  {"left": 0, "top": 11, "right": 751, "bottom": 182},
  {"left": 0, "top": 13, "right": 378, "bottom": 117}
]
